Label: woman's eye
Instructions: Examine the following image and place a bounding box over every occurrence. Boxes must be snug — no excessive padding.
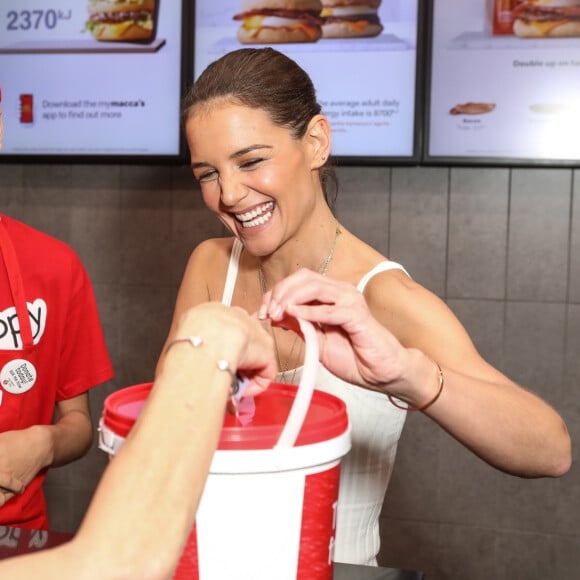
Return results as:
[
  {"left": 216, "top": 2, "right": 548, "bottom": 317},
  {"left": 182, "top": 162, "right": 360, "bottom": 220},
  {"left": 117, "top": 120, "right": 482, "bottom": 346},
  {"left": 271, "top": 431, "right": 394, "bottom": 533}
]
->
[
  {"left": 196, "top": 169, "right": 218, "bottom": 182},
  {"left": 240, "top": 158, "right": 262, "bottom": 169}
]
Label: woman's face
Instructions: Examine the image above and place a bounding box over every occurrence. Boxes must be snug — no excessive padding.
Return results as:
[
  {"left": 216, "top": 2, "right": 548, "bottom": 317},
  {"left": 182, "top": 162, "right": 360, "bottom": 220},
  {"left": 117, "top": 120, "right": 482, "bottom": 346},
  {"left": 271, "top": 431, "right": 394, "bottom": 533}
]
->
[{"left": 185, "top": 101, "right": 324, "bottom": 256}]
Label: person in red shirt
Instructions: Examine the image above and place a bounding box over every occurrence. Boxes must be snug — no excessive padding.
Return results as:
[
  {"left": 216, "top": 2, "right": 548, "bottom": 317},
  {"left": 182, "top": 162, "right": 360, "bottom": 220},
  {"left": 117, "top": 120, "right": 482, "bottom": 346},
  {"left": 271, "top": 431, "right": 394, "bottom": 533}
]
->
[{"left": 0, "top": 213, "right": 114, "bottom": 529}]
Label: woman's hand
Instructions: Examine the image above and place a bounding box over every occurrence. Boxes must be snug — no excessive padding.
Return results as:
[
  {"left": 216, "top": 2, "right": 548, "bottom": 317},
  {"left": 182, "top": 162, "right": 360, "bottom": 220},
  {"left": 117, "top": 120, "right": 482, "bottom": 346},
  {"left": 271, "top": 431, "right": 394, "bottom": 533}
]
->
[
  {"left": 258, "top": 268, "right": 411, "bottom": 392},
  {"left": 174, "top": 302, "right": 277, "bottom": 397}
]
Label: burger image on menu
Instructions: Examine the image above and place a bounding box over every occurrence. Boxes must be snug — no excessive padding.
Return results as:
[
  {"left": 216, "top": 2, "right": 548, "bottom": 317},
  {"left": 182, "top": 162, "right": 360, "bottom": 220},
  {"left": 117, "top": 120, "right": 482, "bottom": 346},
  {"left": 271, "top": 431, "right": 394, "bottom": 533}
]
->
[
  {"left": 86, "top": 0, "right": 158, "bottom": 42},
  {"left": 512, "top": 0, "right": 580, "bottom": 37},
  {"left": 233, "top": 0, "right": 324, "bottom": 44},
  {"left": 320, "top": 0, "right": 383, "bottom": 38}
]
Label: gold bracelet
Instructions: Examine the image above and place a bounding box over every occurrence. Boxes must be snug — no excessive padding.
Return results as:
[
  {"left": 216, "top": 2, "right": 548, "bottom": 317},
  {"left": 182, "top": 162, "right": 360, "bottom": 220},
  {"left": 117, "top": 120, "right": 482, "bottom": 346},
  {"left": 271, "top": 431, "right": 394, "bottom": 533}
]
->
[
  {"left": 388, "top": 358, "right": 444, "bottom": 412},
  {"left": 165, "top": 336, "right": 245, "bottom": 415}
]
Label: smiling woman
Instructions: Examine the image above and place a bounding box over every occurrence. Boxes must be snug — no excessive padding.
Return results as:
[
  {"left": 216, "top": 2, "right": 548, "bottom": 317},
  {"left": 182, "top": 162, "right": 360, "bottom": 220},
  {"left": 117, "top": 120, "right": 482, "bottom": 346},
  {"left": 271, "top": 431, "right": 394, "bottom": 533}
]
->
[
  {"left": 156, "top": 47, "right": 571, "bottom": 568},
  {"left": 185, "top": 100, "right": 326, "bottom": 253}
]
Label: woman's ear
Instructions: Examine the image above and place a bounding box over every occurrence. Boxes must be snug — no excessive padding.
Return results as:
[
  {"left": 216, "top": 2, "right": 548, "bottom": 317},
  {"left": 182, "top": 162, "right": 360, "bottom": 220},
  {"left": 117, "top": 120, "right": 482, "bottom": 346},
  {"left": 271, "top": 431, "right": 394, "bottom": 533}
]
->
[{"left": 305, "top": 115, "right": 331, "bottom": 168}]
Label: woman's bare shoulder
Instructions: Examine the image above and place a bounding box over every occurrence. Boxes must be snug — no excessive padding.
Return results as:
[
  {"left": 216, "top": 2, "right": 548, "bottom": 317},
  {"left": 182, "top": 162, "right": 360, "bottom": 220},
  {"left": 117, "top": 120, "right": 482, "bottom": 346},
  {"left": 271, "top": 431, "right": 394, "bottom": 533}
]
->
[
  {"left": 362, "top": 260, "right": 423, "bottom": 309},
  {"left": 191, "top": 236, "right": 233, "bottom": 259},
  {"left": 184, "top": 237, "right": 234, "bottom": 272},
  {"left": 179, "top": 237, "right": 237, "bottom": 299}
]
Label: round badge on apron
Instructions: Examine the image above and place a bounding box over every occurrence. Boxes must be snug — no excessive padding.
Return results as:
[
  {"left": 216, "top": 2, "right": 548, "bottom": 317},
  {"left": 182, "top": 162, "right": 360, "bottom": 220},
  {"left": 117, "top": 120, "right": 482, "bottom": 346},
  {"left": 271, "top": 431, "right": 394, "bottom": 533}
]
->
[{"left": 1, "top": 358, "right": 37, "bottom": 394}]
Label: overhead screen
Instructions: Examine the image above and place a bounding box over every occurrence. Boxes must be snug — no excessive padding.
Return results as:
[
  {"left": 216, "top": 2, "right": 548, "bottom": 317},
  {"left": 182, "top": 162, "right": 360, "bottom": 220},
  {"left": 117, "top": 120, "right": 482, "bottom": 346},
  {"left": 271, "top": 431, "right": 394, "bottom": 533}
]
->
[
  {"left": 192, "top": 0, "right": 423, "bottom": 164},
  {"left": 6, "top": 1, "right": 576, "bottom": 167},
  {"left": 425, "top": 0, "right": 580, "bottom": 166},
  {"left": 0, "top": 0, "right": 187, "bottom": 162}
]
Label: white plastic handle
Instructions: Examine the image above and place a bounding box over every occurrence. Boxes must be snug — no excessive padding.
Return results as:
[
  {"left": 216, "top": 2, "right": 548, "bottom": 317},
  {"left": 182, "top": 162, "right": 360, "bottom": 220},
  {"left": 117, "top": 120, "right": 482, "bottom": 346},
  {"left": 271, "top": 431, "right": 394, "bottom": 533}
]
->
[{"left": 274, "top": 318, "right": 319, "bottom": 449}]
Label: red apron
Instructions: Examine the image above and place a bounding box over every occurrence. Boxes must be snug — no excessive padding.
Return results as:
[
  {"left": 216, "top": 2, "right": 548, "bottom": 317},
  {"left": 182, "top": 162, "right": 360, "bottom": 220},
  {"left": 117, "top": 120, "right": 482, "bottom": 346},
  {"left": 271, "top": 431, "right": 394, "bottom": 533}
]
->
[{"left": 0, "top": 216, "right": 47, "bottom": 529}]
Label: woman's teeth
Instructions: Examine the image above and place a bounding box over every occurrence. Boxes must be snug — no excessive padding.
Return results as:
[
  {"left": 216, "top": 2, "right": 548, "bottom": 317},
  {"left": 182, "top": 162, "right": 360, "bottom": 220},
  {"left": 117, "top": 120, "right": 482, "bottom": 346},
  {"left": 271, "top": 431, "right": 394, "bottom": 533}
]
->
[{"left": 236, "top": 202, "right": 274, "bottom": 228}]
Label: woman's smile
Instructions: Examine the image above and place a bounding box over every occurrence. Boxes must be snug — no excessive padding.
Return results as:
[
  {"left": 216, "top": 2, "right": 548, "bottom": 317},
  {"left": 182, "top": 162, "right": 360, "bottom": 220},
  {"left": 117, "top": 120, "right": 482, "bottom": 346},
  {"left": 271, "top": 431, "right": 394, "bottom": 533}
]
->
[{"left": 234, "top": 201, "right": 275, "bottom": 228}]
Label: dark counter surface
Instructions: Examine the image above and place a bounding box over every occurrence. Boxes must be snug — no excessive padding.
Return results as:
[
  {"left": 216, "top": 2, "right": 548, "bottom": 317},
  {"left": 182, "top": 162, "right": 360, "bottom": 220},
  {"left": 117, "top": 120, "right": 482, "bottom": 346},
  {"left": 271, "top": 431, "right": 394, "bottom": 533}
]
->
[
  {"left": 335, "top": 562, "right": 424, "bottom": 579},
  {"left": 1, "top": 527, "right": 424, "bottom": 578}
]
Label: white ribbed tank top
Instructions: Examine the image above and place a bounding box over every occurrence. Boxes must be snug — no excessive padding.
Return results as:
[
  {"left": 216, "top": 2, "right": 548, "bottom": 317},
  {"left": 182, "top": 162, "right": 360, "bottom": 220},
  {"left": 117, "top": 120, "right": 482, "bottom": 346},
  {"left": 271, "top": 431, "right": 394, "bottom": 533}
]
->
[{"left": 221, "top": 239, "right": 408, "bottom": 565}]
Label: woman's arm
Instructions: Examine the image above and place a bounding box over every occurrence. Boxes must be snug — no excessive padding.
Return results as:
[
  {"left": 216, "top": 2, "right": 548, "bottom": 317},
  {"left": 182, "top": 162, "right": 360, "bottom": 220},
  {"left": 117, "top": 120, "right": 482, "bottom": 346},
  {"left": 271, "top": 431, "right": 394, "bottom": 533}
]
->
[{"left": 260, "top": 268, "right": 571, "bottom": 478}]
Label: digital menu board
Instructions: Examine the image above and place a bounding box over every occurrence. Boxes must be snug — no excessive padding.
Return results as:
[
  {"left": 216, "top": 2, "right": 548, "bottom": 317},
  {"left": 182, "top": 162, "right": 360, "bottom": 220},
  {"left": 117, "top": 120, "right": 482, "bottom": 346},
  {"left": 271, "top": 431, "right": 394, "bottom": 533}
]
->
[
  {"left": 425, "top": 0, "right": 580, "bottom": 165},
  {"left": 193, "top": 1, "right": 423, "bottom": 162},
  {"left": 0, "top": 0, "right": 188, "bottom": 161}
]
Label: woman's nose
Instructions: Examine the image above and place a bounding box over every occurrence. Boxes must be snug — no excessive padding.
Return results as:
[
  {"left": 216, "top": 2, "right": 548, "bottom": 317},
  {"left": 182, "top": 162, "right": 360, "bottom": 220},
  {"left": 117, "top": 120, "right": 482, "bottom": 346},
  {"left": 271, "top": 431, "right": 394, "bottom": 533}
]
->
[{"left": 218, "top": 173, "right": 247, "bottom": 207}]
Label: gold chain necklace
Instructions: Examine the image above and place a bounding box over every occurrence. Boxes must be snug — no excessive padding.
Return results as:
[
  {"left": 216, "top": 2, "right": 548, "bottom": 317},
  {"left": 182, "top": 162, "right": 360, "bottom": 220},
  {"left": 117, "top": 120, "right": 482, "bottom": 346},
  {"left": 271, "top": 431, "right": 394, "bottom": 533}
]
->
[{"left": 258, "top": 221, "right": 341, "bottom": 383}]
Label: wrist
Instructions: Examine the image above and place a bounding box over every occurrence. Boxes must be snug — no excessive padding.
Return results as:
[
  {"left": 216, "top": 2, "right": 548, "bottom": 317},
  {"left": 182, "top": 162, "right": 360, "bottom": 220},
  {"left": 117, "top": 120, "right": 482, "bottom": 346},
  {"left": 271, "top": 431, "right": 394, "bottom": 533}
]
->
[
  {"left": 172, "top": 310, "right": 247, "bottom": 371},
  {"left": 163, "top": 333, "right": 246, "bottom": 414},
  {"left": 28, "top": 425, "right": 55, "bottom": 469},
  {"left": 386, "top": 350, "right": 444, "bottom": 412}
]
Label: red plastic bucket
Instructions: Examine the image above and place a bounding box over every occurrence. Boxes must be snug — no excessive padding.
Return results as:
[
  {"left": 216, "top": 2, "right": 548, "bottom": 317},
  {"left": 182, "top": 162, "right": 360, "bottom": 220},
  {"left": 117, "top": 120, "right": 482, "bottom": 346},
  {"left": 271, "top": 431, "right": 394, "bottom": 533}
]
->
[
  {"left": 99, "top": 321, "right": 351, "bottom": 580},
  {"left": 99, "top": 382, "right": 350, "bottom": 579}
]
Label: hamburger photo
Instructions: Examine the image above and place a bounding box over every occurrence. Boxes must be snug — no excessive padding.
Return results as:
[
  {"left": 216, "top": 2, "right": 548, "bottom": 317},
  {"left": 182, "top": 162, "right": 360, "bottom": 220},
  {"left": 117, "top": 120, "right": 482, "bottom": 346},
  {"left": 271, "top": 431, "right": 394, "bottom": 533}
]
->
[
  {"left": 233, "top": 0, "right": 324, "bottom": 44},
  {"left": 320, "top": 0, "right": 383, "bottom": 38},
  {"left": 86, "top": 0, "right": 158, "bottom": 42},
  {"left": 512, "top": 0, "right": 580, "bottom": 37}
]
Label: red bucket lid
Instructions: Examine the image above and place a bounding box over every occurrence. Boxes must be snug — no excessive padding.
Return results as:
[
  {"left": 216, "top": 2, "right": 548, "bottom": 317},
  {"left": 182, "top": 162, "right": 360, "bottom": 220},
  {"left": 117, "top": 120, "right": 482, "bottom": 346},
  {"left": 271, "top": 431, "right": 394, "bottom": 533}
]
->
[
  {"left": 101, "top": 382, "right": 348, "bottom": 451},
  {"left": 101, "top": 382, "right": 152, "bottom": 440}
]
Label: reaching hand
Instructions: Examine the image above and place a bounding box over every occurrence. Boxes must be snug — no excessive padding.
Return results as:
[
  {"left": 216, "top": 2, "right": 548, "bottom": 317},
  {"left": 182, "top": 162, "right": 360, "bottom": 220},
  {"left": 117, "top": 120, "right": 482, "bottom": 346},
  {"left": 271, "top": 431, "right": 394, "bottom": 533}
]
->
[
  {"left": 174, "top": 302, "right": 277, "bottom": 397},
  {"left": 258, "top": 269, "right": 410, "bottom": 392}
]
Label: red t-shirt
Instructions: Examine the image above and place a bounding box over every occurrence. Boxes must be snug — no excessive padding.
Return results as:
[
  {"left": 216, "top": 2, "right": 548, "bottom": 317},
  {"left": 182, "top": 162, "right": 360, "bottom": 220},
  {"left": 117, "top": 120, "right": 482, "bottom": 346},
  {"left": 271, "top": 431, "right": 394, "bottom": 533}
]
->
[{"left": 0, "top": 214, "right": 114, "bottom": 528}]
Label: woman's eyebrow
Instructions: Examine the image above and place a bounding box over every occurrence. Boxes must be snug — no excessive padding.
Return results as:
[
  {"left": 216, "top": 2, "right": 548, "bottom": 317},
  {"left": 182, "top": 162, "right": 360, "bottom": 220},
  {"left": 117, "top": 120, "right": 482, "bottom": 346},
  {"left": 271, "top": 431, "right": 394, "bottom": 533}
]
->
[{"left": 231, "top": 144, "right": 273, "bottom": 159}]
